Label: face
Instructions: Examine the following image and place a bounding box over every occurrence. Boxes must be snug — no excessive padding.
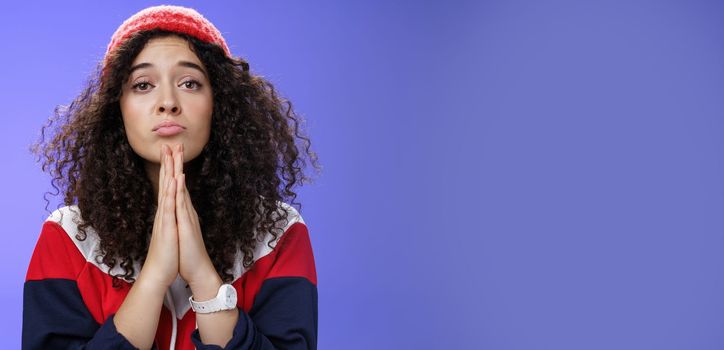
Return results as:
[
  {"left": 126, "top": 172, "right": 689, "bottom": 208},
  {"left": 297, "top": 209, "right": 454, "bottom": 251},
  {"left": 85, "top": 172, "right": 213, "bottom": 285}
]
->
[{"left": 120, "top": 35, "right": 213, "bottom": 167}]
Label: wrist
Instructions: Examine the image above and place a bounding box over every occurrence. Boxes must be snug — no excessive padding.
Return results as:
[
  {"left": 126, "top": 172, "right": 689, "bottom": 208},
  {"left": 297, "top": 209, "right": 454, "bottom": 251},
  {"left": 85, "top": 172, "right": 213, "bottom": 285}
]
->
[
  {"left": 133, "top": 272, "right": 169, "bottom": 299},
  {"left": 188, "top": 272, "right": 223, "bottom": 301}
]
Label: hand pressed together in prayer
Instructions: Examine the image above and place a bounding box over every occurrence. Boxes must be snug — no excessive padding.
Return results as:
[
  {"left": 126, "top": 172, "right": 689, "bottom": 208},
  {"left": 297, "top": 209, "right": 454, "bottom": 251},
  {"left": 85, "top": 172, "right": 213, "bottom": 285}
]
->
[{"left": 150, "top": 143, "right": 223, "bottom": 298}]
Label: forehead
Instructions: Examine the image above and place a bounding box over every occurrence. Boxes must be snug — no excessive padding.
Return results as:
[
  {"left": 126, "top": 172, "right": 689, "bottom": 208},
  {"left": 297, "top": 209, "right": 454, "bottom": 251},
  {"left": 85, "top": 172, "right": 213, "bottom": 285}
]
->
[{"left": 132, "top": 36, "right": 201, "bottom": 64}]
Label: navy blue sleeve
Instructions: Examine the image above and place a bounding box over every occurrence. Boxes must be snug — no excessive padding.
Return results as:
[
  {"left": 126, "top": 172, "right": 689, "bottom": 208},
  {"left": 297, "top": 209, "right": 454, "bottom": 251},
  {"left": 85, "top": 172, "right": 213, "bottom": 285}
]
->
[
  {"left": 190, "top": 277, "right": 318, "bottom": 350},
  {"left": 22, "top": 278, "right": 139, "bottom": 350}
]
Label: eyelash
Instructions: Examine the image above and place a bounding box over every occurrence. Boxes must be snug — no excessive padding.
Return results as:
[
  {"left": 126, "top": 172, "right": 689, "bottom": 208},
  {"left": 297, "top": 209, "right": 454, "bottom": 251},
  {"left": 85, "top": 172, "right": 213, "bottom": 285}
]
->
[{"left": 131, "top": 79, "right": 203, "bottom": 91}]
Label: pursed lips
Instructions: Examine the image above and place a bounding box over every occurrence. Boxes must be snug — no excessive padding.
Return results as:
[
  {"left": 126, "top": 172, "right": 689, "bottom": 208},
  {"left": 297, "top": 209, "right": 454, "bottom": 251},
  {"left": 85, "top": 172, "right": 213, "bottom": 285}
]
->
[{"left": 152, "top": 120, "right": 186, "bottom": 131}]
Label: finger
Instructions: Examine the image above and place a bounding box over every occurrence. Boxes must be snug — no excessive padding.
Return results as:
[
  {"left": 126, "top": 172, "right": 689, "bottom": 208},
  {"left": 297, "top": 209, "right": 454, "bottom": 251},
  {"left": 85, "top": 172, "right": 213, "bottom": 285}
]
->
[
  {"left": 165, "top": 144, "right": 174, "bottom": 183},
  {"left": 174, "top": 143, "right": 183, "bottom": 178},
  {"left": 181, "top": 174, "right": 197, "bottom": 225},
  {"left": 156, "top": 169, "right": 166, "bottom": 216},
  {"left": 156, "top": 147, "right": 170, "bottom": 219},
  {"left": 154, "top": 173, "right": 169, "bottom": 234},
  {"left": 164, "top": 174, "right": 177, "bottom": 229},
  {"left": 176, "top": 173, "right": 184, "bottom": 210},
  {"left": 176, "top": 174, "right": 189, "bottom": 231},
  {"left": 158, "top": 144, "right": 166, "bottom": 206}
]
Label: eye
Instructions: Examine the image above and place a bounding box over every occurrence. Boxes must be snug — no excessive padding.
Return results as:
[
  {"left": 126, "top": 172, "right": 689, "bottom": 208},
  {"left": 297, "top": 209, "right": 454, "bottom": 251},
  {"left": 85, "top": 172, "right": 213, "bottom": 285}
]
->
[
  {"left": 181, "top": 80, "right": 202, "bottom": 90},
  {"left": 131, "top": 81, "right": 153, "bottom": 91}
]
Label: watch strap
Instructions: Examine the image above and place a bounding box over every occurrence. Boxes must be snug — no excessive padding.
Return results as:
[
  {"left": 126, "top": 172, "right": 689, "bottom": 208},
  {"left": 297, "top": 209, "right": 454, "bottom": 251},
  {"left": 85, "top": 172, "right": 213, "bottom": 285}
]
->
[{"left": 189, "top": 283, "right": 237, "bottom": 314}]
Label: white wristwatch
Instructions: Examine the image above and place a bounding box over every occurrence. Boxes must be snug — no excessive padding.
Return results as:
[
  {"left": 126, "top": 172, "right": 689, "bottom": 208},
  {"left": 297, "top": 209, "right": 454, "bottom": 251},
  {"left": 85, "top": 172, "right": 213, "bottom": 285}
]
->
[{"left": 189, "top": 284, "right": 237, "bottom": 314}]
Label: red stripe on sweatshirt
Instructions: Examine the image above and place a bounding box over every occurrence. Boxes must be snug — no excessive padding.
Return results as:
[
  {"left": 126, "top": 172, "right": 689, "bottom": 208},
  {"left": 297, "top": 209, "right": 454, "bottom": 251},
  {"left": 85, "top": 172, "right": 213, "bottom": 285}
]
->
[
  {"left": 237, "top": 222, "right": 317, "bottom": 311},
  {"left": 76, "top": 263, "right": 131, "bottom": 324},
  {"left": 26, "top": 221, "right": 88, "bottom": 282}
]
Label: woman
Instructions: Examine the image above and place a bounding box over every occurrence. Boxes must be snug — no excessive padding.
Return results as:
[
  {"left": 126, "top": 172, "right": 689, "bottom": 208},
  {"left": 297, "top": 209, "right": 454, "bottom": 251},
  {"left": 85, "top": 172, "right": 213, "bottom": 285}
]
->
[{"left": 23, "top": 5, "right": 320, "bottom": 350}]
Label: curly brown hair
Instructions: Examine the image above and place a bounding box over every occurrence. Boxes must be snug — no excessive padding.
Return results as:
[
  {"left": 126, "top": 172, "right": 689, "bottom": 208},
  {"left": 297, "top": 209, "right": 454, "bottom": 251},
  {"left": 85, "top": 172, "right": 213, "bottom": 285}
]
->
[{"left": 30, "top": 28, "right": 321, "bottom": 288}]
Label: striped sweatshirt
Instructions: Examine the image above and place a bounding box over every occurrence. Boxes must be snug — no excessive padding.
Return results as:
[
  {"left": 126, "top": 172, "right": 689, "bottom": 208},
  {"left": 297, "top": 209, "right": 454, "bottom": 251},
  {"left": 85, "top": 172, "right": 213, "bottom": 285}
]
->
[{"left": 22, "top": 202, "right": 318, "bottom": 349}]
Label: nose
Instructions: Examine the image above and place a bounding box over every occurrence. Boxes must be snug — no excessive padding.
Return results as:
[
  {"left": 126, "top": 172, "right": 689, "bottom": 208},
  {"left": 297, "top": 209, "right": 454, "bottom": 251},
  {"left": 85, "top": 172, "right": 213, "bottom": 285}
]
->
[
  {"left": 158, "top": 103, "right": 179, "bottom": 114},
  {"left": 156, "top": 86, "right": 181, "bottom": 115}
]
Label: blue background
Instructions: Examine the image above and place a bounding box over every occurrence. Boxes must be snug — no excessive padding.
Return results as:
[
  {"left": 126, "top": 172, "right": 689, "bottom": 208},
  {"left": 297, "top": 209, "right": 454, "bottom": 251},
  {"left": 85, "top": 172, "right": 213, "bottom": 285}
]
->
[{"left": 3, "top": 0, "right": 724, "bottom": 349}]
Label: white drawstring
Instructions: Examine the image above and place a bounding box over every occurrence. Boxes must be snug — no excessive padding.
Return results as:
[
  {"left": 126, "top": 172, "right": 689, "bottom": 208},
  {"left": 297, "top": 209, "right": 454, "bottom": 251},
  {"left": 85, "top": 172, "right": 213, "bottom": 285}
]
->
[{"left": 164, "top": 290, "right": 178, "bottom": 350}]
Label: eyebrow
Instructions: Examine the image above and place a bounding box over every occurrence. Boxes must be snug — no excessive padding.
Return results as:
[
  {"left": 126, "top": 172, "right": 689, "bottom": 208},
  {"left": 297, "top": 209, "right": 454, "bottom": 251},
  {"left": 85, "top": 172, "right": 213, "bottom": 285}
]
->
[{"left": 128, "top": 60, "right": 208, "bottom": 78}]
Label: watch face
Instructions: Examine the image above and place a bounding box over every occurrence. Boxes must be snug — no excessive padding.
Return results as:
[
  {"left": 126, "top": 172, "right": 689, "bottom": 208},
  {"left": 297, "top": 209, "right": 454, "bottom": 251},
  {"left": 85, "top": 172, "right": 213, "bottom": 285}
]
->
[{"left": 224, "top": 285, "right": 238, "bottom": 308}]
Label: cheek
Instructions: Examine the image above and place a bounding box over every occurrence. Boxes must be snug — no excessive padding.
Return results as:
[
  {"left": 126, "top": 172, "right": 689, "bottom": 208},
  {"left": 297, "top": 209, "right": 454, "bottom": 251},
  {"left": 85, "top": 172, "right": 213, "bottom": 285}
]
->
[
  {"left": 122, "top": 118, "right": 146, "bottom": 156},
  {"left": 188, "top": 117, "right": 212, "bottom": 158},
  {"left": 122, "top": 118, "right": 141, "bottom": 144},
  {"left": 120, "top": 104, "right": 153, "bottom": 159},
  {"left": 190, "top": 96, "right": 213, "bottom": 142}
]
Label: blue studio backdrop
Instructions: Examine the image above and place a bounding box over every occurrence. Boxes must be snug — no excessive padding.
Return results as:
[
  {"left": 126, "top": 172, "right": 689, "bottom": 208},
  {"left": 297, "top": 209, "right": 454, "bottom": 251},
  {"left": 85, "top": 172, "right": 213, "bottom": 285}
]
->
[{"left": 2, "top": 1, "right": 724, "bottom": 349}]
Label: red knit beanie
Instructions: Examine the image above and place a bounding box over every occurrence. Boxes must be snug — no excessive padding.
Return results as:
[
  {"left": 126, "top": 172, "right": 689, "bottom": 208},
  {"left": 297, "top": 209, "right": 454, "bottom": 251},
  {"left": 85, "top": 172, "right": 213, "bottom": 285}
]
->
[{"left": 103, "top": 5, "right": 231, "bottom": 69}]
